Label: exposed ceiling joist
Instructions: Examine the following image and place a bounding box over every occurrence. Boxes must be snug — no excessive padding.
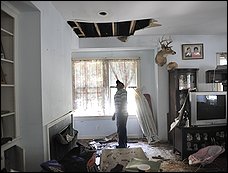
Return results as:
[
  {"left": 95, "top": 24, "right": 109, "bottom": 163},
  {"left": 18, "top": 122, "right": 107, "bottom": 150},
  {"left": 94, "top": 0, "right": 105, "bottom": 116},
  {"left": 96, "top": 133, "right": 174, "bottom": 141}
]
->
[
  {"left": 112, "top": 22, "right": 116, "bottom": 36},
  {"left": 94, "top": 23, "right": 101, "bottom": 37},
  {"left": 129, "top": 20, "right": 136, "bottom": 35},
  {"left": 74, "top": 21, "right": 85, "bottom": 37}
]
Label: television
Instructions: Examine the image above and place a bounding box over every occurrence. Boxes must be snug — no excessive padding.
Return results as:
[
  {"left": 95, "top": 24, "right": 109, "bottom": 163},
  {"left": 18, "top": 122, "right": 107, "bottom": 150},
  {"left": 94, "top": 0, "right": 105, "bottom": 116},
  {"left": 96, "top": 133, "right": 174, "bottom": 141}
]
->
[{"left": 189, "top": 91, "right": 227, "bottom": 126}]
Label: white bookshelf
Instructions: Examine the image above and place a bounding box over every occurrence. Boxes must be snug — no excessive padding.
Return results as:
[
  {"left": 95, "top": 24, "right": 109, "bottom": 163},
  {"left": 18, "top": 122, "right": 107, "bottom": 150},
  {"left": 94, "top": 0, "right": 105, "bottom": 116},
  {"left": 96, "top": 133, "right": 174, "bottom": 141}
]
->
[{"left": 1, "top": 3, "right": 25, "bottom": 172}]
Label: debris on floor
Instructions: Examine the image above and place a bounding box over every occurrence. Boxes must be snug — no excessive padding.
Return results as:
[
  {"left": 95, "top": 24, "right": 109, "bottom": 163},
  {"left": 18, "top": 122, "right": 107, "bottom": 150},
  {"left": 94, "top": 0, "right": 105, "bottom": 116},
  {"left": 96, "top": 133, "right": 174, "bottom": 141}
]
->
[{"left": 77, "top": 138, "right": 227, "bottom": 172}]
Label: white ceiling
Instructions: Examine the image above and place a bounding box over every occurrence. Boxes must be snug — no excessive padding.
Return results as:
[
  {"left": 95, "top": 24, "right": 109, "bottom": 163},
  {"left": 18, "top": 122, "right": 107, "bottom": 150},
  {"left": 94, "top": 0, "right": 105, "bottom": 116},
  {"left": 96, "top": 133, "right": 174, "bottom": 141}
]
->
[{"left": 51, "top": 1, "right": 227, "bottom": 36}]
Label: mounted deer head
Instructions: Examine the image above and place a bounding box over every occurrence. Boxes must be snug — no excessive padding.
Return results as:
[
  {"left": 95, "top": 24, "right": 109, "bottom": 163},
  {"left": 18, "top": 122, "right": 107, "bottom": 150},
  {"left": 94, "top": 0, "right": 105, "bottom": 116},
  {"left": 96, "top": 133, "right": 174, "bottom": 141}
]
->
[{"left": 155, "top": 36, "right": 176, "bottom": 66}]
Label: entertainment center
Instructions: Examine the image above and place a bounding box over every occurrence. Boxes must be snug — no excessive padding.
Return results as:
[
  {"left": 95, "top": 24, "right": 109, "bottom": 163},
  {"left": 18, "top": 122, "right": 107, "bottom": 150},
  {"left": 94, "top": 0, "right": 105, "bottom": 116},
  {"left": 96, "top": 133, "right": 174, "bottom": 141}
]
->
[
  {"left": 168, "top": 68, "right": 227, "bottom": 160},
  {"left": 174, "top": 125, "right": 226, "bottom": 160}
]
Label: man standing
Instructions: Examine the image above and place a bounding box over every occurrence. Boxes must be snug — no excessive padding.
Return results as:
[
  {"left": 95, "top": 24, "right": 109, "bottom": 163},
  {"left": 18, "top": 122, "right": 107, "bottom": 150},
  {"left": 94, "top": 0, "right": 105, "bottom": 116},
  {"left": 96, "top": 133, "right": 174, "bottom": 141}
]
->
[{"left": 112, "top": 80, "right": 128, "bottom": 148}]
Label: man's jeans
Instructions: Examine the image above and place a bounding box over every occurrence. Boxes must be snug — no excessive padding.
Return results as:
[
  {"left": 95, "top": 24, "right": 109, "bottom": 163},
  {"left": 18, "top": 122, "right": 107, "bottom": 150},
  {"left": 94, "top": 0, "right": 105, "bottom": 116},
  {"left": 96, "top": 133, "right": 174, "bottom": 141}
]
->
[{"left": 116, "top": 113, "right": 128, "bottom": 148}]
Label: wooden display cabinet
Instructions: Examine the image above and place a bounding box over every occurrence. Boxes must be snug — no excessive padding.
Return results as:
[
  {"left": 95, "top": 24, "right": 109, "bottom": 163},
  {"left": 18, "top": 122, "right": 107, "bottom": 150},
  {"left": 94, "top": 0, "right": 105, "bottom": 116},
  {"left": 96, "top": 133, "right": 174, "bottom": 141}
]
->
[{"left": 168, "top": 68, "right": 199, "bottom": 145}]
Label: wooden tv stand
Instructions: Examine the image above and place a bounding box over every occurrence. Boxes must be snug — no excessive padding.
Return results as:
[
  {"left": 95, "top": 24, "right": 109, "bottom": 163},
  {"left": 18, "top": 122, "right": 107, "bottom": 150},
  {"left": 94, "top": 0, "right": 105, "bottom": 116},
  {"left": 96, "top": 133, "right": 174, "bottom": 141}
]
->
[{"left": 174, "top": 125, "right": 227, "bottom": 160}]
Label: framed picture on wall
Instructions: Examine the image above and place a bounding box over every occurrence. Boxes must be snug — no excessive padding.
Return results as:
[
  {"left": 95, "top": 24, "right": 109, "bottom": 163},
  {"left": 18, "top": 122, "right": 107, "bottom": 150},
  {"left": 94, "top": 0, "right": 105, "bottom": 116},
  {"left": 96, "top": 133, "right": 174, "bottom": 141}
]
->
[{"left": 182, "top": 43, "right": 204, "bottom": 60}]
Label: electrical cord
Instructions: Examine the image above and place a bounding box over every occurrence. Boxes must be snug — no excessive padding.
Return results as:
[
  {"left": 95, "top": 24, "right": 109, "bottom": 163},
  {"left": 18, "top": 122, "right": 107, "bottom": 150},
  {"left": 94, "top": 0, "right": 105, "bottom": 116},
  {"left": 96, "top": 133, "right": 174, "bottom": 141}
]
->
[{"left": 212, "top": 68, "right": 216, "bottom": 91}]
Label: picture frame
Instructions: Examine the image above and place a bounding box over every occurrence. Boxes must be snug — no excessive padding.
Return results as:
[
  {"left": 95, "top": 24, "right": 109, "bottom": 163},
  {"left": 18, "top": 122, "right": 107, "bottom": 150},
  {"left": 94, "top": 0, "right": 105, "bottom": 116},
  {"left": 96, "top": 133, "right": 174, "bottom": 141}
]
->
[{"left": 182, "top": 43, "right": 204, "bottom": 60}]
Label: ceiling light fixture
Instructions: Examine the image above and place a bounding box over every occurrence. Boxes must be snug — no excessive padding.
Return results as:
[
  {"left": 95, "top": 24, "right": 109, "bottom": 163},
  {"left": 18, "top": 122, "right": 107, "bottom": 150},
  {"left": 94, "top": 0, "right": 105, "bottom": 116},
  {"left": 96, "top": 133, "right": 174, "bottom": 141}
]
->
[{"left": 99, "top": 11, "right": 108, "bottom": 16}]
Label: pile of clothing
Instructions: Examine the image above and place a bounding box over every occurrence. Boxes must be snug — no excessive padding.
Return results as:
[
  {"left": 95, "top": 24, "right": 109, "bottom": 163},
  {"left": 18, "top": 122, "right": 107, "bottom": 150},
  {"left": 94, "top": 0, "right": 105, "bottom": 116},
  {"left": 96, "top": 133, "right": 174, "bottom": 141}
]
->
[{"left": 41, "top": 142, "right": 99, "bottom": 172}]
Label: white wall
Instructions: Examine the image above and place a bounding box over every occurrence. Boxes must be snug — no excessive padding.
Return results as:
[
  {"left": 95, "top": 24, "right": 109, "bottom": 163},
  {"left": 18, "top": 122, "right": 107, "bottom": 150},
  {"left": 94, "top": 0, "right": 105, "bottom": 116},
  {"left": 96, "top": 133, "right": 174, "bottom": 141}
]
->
[
  {"left": 75, "top": 116, "right": 143, "bottom": 139},
  {"left": 17, "top": 10, "right": 43, "bottom": 173},
  {"left": 32, "top": 1, "right": 78, "bottom": 126},
  {"left": 10, "top": 1, "right": 79, "bottom": 171},
  {"left": 76, "top": 34, "right": 227, "bottom": 141}
]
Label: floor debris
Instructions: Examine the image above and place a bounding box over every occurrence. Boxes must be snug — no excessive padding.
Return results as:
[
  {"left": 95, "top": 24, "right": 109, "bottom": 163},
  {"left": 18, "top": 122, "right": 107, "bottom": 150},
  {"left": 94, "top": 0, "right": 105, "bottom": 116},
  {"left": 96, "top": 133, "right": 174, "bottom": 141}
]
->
[{"left": 77, "top": 138, "right": 227, "bottom": 172}]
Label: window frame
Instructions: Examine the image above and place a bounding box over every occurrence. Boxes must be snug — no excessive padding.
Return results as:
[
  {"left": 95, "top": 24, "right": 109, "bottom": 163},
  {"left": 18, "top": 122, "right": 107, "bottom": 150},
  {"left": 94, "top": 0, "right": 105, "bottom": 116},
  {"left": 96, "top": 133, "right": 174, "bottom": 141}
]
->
[{"left": 72, "top": 58, "right": 140, "bottom": 117}]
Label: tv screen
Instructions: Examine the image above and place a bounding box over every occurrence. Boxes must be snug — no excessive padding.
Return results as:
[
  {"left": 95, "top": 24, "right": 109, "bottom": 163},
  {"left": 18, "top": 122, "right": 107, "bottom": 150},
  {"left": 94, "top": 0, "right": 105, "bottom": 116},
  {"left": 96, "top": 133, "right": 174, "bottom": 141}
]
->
[
  {"left": 190, "top": 91, "right": 227, "bottom": 126},
  {"left": 197, "top": 95, "right": 226, "bottom": 120}
]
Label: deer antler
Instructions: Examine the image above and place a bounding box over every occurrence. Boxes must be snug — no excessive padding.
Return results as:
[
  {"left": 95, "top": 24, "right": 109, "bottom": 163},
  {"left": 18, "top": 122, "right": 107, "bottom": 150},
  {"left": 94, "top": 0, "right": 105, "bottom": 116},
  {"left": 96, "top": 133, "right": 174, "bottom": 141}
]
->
[
  {"left": 166, "top": 40, "right": 172, "bottom": 47},
  {"left": 159, "top": 35, "right": 173, "bottom": 48},
  {"left": 159, "top": 35, "right": 166, "bottom": 48}
]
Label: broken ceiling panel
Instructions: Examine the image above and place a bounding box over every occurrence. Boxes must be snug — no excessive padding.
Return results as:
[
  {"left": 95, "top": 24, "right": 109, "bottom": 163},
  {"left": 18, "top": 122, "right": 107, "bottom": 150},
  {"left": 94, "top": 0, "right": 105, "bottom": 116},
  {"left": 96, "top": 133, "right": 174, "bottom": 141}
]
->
[{"left": 67, "top": 18, "right": 161, "bottom": 38}]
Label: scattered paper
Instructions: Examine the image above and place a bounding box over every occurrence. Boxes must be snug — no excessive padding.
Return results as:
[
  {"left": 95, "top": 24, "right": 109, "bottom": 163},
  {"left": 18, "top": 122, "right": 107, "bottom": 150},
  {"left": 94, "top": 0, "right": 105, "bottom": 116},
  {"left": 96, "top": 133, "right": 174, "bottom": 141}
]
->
[{"left": 169, "top": 118, "right": 180, "bottom": 132}]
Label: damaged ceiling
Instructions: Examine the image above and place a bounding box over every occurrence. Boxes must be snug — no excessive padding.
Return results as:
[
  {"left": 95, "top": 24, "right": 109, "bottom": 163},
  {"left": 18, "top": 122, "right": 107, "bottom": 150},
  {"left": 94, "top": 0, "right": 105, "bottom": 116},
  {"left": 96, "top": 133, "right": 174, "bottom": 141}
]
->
[
  {"left": 67, "top": 18, "right": 161, "bottom": 41},
  {"left": 52, "top": 1, "right": 227, "bottom": 36}
]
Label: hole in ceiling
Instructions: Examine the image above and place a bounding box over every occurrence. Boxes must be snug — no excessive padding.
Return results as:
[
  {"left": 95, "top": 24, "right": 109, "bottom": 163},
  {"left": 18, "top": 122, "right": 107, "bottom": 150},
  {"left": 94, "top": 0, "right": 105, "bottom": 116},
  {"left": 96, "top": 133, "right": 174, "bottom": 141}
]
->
[{"left": 67, "top": 18, "right": 162, "bottom": 40}]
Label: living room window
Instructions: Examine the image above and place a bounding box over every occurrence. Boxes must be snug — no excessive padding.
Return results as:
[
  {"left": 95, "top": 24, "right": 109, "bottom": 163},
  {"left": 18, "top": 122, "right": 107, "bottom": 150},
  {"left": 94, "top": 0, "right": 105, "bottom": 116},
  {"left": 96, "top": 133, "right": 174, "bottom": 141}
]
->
[
  {"left": 72, "top": 58, "right": 139, "bottom": 116},
  {"left": 216, "top": 52, "right": 227, "bottom": 65}
]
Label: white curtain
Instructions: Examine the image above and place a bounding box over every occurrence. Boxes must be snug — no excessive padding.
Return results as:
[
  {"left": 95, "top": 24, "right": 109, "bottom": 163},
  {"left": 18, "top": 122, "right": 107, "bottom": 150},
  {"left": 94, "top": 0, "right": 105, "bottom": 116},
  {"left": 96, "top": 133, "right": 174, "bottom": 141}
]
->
[
  {"left": 109, "top": 59, "right": 138, "bottom": 88},
  {"left": 134, "top": 88, "right": 159, "bottom": 144},
  {"left": 72, "top": 59, "right": 109, "bottom": 116}
]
